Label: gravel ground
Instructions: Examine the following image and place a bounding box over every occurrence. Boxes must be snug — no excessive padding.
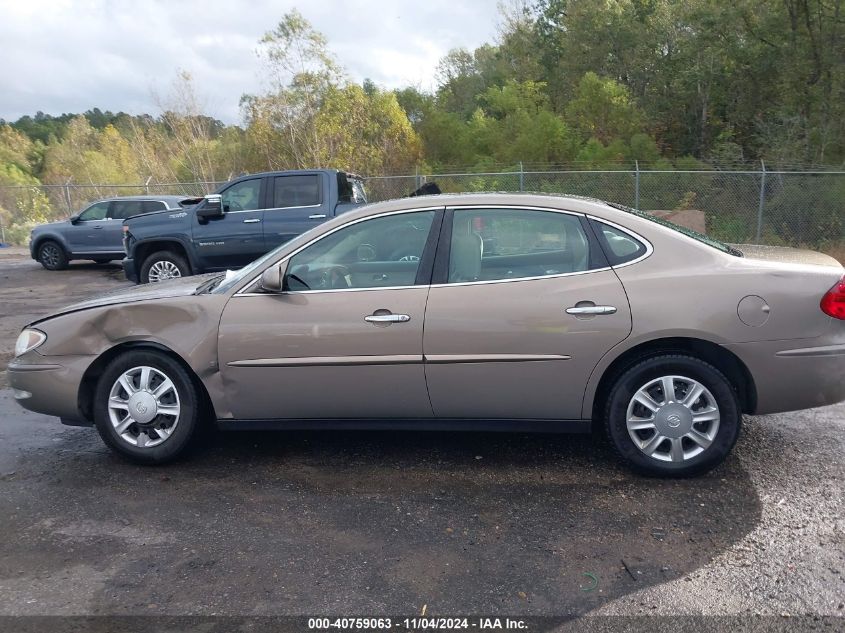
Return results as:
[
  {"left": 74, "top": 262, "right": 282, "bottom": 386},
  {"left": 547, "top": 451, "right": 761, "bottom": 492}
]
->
[{"left": 0, "top": 254, "right": 842, "bottom": 627}]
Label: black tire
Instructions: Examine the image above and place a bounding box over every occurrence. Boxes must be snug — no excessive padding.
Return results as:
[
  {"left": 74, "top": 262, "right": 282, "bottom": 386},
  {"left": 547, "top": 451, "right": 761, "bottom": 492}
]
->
[
  {"left": 92, "top": 258, "right": 113, "bottom": 264},
  {"left": 37, "top": 240, "right": 69, "bottom": 271},
  {"left": 604, "top": 354, "right": 741, "bottom": 478},
  {"left": 140, "top": 250, "right": 191, "bottom": 283},
  {"left": 93, "top": 350, "right": 202, "bottom": 464}
]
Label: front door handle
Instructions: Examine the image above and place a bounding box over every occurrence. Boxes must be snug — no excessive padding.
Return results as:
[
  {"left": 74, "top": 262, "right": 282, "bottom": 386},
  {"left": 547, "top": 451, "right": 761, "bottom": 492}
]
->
[
  {"left": 243, "top": 218, "right": 261, "bottom": 224},
  {"left": 566, "top": 305, "right": 617, "bottom": 315},
  {"left": 308, "top": 213, "right": 327, "bottom": 220},
  {"left": 364, "top": 313, "right": 411, "bottom": 324},
  {"left": 92, "top": 225, "right": 103, "bottom": 229}
]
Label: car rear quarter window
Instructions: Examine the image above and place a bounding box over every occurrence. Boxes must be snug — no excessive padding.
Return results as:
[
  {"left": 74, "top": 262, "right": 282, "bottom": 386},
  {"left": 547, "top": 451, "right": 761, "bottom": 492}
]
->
[
  {"left": 447, "top": 208, "right": 596, "bottom": 283},
  {"left": 590, "top": 220, "right": 648, "bottom": 266},
  {"left": 273, "top": 175, "right": 320, "bottom": 208}
]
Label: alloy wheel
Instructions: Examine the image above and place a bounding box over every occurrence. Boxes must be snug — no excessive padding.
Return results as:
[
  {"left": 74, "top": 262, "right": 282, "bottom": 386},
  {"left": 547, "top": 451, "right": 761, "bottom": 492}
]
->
[
  {"left": 40, "top": 244, "right": 61, "bottom": 268},
  {"left": 148, "top": 260, "right": 182, "bottom": 282}
]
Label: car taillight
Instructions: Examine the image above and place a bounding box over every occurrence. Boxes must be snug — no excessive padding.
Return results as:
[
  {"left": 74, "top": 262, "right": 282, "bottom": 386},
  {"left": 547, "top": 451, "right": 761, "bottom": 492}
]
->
[{"left": 820, "top": 275, "right": 845, "bottom": 320}]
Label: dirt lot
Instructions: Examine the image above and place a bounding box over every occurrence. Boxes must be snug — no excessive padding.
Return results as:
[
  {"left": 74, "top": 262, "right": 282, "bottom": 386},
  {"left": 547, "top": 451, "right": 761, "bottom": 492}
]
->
[{"left": 0, "top": 251, "right": 843, "bottom": 626}]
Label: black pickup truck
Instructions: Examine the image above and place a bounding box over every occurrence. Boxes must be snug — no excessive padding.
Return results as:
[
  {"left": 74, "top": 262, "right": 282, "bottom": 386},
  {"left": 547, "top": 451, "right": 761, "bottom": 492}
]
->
[{"left": 122, "top": 169, "right": 367, "bottom": 283}]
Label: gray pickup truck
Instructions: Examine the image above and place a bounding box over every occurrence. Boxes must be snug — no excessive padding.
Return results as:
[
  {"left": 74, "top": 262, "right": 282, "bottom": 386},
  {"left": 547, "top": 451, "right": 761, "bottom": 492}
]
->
[
  {"left": 122, "top": 170, "right": 367, "bottom": 283},
  {"left": 30, "top": 196, "right": 192, "bottom": 270}
]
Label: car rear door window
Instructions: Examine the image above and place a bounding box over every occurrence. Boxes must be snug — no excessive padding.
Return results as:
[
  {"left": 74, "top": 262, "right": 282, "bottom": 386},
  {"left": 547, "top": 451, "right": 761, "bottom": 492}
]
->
[
  {"left": 140, "top": 200, "right": 167, "bottom": 213},
  {"left": 446, "top": 208, "right": 593, "bottom": 283},
  {"left": 273, "top": 175, "right": 320, "bottom": 209},
  {"left": 109, "top": 200, "right": 145, "bottom": 220}
]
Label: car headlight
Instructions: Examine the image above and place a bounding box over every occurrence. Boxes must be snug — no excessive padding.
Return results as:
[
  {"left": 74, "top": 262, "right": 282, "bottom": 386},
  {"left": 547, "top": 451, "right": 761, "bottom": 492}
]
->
[{"left": 14, "top": 329, "right": 47, "bottom": 357}]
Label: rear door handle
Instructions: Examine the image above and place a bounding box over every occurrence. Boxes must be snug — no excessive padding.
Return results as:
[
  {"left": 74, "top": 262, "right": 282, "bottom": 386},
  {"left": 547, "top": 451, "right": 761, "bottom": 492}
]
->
[
  {"left": 243, "top": 218, "right": 261, "bottom": 223},
  {"left": 566, "top": 305, "right": 617, "bottom": 315},
  {"left": 92, "top": 225, "right": 103, "bottom": 229},
  {"left": 364, "top": 314, "right": 411, "bottom": 324},
  {"left": 308, "top": 214, "right": 327, "bottom": 220}
]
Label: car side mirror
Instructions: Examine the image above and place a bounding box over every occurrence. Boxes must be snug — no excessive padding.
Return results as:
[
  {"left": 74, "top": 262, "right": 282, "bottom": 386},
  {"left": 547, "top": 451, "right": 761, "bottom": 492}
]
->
[
  {"left": 69, "top": 214, "right": 80, "bottom": 225},
  {"left": 196, "top": 194, "right": 224, "bottom": 219},
  {"left": 258, "top": 260, "right": 289, "bottom": 293}
]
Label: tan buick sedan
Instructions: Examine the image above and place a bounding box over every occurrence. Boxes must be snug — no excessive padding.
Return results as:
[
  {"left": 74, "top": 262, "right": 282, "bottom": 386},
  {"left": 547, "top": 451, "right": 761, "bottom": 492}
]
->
[{"left": 8, "top": 193, "right": 845, "bottom": 476}]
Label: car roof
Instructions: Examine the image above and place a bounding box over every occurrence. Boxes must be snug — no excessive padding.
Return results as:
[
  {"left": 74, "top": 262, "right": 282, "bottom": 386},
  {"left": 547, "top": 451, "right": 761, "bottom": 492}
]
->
[
  {"left": 90, "top": 195, "right": 191, "bottom": 204},
  {"left": 344, "top": 192, "right": 620, "bottom": 220}
]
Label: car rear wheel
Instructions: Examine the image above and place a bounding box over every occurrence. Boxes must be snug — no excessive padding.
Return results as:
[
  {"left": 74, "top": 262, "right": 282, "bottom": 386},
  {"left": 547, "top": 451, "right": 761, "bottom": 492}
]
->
[
  {"left": 93, "top": 351, "right": 201, "bottom": 464},
  {"left": 604, "top": 354, "right": 741, "bottom": 477},
  {"left": 37, "top": 240, "right": 69, "bottom": 271},
  {"left": 140, "top": 250, "right": 190, "bottom": 283}
]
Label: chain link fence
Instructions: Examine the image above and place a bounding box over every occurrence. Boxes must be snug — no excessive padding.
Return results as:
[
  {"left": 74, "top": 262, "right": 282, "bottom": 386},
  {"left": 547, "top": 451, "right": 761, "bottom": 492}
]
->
[
  {"left": 1, "top": 168, "right": 843, "bottom": 256},
  {"left": 367, "top": 166, "right": 845, "bottom": 253}
]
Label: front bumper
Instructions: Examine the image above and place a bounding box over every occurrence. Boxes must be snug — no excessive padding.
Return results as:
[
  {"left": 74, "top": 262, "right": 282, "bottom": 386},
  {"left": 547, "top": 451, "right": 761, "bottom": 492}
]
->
[
  {"left": 7, "top": 353, "right": 96, "bottom": 424},
  {"left": 122, "top": 257, "right": 139, "bottom": 283}
]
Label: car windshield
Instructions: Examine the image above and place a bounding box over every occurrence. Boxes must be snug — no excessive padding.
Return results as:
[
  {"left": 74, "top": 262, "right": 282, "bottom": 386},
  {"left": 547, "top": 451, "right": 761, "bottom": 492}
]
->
[{"left": 608, "top": 203, "right": 743, "bottom": 257}]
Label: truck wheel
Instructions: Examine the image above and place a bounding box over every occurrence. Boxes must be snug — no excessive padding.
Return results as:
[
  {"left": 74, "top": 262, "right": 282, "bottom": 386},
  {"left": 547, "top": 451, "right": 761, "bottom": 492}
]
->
[
  {"left": 37, "top": 240, "right": 69, "bottom": 271},
  {"left": 140, "top": 251, "right": 191, "bottom": 283}
]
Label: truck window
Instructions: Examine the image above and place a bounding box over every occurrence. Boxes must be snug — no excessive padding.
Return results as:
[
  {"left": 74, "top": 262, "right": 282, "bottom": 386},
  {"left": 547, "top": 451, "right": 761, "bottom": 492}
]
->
[
  {"left": 221, "top": 178, "right": 261, "bottom": 212},
  {"left": 273, "top": 175, "right": 320, "bottom": 209}
]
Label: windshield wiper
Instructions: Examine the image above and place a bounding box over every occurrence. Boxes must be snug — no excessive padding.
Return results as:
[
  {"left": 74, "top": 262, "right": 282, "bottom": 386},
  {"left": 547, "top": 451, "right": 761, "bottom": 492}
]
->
[{"left": 194, "top": 274, "right": 225, "bottom": 294}]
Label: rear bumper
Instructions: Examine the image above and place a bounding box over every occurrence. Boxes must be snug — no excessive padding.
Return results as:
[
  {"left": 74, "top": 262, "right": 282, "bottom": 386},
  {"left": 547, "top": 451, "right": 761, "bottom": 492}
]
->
[
  {"left": 122, "top": 257, "right": 139, "bottom": 283},
  {"left": 725, "top": 340, "right": 845, "bottom": 414},
  {"left": 7, "top": 353, "right": 95, "bottom": 424}
]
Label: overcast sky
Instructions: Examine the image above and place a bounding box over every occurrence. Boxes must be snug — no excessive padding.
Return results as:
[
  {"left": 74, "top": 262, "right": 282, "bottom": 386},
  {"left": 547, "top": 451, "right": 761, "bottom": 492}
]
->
[{"left": 0, "top": 0, "right": 501, "bottom": 124}]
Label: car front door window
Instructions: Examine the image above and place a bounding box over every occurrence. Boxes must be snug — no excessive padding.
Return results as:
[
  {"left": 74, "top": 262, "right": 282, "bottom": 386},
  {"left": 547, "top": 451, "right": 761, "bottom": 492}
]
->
[
  {"left": 221, "top": 179, "right": 261, "bottom": 212},
  {"left": 286, "top": 211, "right": 436, "bottom": 291},
  {"left": 77, "top": 202, "right": 110, "bottom": 221}
]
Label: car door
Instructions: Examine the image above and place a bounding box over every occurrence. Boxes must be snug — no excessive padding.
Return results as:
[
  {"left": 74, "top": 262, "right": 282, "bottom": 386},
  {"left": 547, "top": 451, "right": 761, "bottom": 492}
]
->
[
  {"left": 217, "top": 208, "right": 443, "bottom": 420},
  {"left": 191, "top": 177, "right": 266, "bottom": 270},
  {"left": 423, "top": 206, "right": 632, "bottom": 421},
  {"left": 66, "top": 201, "right": 113, "bottom": 254},
  {"left": 262, "top": 173, "right": 326, "bottom": 250}
]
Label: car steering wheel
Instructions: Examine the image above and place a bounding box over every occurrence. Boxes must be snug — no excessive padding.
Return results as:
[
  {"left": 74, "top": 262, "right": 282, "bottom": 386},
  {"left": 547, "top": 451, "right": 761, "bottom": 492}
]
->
[{"left": 319, "top": 265, "right": 352, "bottom": 289}]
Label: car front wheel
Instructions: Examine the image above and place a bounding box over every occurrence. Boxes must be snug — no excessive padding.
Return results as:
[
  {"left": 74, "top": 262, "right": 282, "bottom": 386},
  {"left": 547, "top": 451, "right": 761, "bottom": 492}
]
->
[
  {"left": 37, "top": 240, "right": 69, "bottom": 270},
  {"left": 140, "top": 250, "right": 190, "bottom": 283},
  {"left": 93, "top": 351, "right": 201, "bottom": 464},
  {"left": 604, "top": 354, "right": 741, "bottom": 477}
]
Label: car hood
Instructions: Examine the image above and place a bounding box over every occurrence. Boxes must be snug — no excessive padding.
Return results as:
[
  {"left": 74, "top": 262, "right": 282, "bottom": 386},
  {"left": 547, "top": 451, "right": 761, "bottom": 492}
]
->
[
  {"left": 731, "top": 244, "right": 843, "bottom": 269},
  {"left": 29, "top": 273, "right": 222, "bottom": 325}
]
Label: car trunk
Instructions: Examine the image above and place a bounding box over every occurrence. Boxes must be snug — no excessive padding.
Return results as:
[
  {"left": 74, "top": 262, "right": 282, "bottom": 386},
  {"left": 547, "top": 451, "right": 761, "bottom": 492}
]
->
[{"left": 730, "top": 244, "right": 844, "bottom": 270}]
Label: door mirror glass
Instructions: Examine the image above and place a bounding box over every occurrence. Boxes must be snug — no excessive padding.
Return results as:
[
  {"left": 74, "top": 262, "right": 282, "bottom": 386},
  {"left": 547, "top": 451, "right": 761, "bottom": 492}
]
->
[
  {"left": 197, "top": 194, "right": 224, "bottom": 219},
  {"left": 258, "top": 260, "right": 288, "bottom": 293}
]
